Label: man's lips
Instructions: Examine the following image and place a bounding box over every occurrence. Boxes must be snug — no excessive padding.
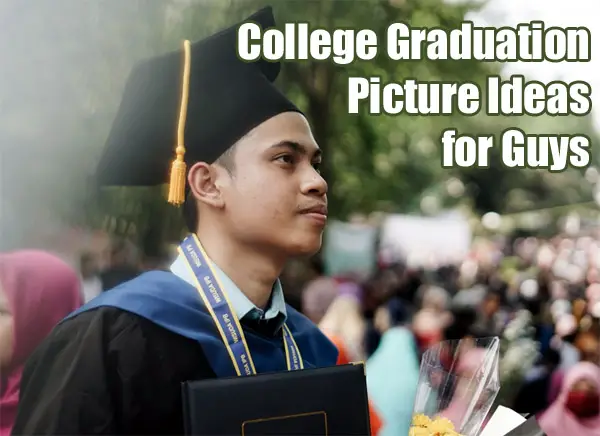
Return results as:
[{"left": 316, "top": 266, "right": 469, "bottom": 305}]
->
[
  {"left": 299, "top": 204, "right": 328, "bottom": 226},
  {"left": 300, "top": 204, "right": 328, "bottom": 215}
]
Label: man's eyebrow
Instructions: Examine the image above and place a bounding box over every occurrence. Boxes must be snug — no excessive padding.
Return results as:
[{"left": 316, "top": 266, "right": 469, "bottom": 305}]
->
[{"left": 269, "top": 141, "right": 322, "bottom": 158}]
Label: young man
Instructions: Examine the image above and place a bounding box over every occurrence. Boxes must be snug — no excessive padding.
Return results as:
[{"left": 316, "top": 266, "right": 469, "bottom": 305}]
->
[{"left": 12, "top": 7, "right": 337, "bottom": 435}]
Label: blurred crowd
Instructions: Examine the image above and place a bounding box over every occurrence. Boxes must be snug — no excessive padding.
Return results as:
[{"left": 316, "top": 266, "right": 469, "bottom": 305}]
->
[
  {"left": 1, "top": 231, "right": 600, "bottom": 436},
  {"left": 302, "top": 233, "right": 600, "bottom": 436}
]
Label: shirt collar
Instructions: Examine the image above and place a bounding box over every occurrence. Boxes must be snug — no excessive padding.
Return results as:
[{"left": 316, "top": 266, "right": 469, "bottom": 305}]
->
[{"left": 170, "top": 255, "right": 287, "bottom": 321}]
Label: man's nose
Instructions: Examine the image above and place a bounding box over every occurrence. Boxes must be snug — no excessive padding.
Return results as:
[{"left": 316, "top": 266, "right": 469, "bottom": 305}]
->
[{"left": 301, "top": 168, "right": 328, "bottom": 196}]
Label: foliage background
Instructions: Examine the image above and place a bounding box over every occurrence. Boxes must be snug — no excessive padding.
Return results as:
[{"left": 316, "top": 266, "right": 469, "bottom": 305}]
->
[{"left": 0, "top": 0, "right": 597, "bottom": 253}]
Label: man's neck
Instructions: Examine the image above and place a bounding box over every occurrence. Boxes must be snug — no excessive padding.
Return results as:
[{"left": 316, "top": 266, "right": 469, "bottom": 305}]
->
[{"left": 195, "top": 227, "right": 286, "bottom": 309}]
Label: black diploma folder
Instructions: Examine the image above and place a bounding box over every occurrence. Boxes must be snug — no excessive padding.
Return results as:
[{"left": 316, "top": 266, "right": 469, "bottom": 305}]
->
[{"left": 182, "top": 363, "right": 371, "bottom": 436}]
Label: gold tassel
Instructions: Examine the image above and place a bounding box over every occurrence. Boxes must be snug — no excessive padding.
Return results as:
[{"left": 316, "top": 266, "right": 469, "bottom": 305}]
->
[{"left": 168, "top": 40, "right": 192, "bottom": 206}]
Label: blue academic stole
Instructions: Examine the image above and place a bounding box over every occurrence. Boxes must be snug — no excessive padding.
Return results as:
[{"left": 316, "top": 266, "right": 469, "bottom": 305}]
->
[{"left": 179, "top": 234, "right": 304, "bottom": 376}]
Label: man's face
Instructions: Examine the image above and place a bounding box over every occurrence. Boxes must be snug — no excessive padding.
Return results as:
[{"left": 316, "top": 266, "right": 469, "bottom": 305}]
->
[{"left": 219, "top": 112, "right": 327, "bottom": 256}]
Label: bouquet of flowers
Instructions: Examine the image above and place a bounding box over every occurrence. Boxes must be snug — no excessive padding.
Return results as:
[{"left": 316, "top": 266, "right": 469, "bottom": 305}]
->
[{"left": 410, "top": 337, "right": 546, "bottom": 436}]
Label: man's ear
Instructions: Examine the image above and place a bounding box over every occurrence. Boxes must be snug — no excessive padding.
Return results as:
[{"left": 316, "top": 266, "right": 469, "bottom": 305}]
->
[{"left": 187, "top": 162, "right": 225, "bottom": 209}]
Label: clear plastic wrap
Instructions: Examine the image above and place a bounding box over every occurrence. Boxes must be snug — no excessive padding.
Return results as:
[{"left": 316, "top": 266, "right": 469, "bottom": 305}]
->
[{"left": 410, "top": 337, "right": 501, "bottom": 436}]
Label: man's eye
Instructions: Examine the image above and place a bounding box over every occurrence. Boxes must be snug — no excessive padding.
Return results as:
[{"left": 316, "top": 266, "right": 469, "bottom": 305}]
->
[
  {"left": 276, "top": 155, "right": 294, "bottom": 164},
  {"left": 312, "top": 161, "right": 321, "bottom": 172}
]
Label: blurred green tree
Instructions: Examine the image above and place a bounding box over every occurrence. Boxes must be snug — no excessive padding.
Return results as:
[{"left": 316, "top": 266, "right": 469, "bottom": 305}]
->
[
  {"left": 188, "top": 0, "right": 598, "bottom": 218},
  {"left": 1, "top": 0, "right": 596, "bottom": 253}
]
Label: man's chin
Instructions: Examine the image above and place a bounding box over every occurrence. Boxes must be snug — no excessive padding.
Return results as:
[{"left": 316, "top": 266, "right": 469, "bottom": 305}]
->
[{"left": 285, "top": 234, "right": 323, "bottom": 257}]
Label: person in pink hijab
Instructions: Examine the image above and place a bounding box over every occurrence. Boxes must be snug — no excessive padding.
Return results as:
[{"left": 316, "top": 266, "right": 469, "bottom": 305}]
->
[
  {"left": 0, "top": 250, "right": 82, "bottom": 436},
  {"left": 539, "top": 361, "right": 600, "bottom": 436}
]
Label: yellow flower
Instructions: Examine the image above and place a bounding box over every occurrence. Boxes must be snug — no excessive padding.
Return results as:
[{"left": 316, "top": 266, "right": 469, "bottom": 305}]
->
[
  {"left": 429, "top": 416, "right": 455, "bottom": 434},
  {"left": 412, "top": 414, "right": 432, "bottom": 427},
  {"left": 409, "top": 414, "right": 465, "bottom": 436},
  {"left": 408, "top": 426, "right": 431, "bottom": 436}
]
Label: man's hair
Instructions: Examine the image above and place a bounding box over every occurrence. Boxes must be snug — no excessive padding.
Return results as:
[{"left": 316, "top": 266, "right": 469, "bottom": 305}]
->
[{"left": 182, "top": 144, "right": 238, "bottom": 232}]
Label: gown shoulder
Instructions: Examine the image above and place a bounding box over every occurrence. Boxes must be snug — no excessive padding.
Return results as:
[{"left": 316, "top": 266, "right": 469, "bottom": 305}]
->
[
  {"left": 12, "top": 306, "right": 214, "bottom": 435},
  {"left": 13, "top": 274, "right": 338, "bottom": 434}
]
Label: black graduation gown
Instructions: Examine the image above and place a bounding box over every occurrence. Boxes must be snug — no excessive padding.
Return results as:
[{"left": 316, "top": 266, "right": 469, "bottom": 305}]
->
[
  {"left": 12, "top": 270, "right": 338, "bottom": 435},
  {"left": 12, "top": 307, "right": 214, "bottom": 434}
]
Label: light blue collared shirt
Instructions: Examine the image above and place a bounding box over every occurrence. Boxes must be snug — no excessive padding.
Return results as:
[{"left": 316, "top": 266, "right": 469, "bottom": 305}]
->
[{"left": 170, "top": 255, "right": 287, "bottom": 321}]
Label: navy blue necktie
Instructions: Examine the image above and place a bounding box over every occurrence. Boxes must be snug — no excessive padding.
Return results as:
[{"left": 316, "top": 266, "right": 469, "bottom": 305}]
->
[{"left": 241, "top": 308, "right": 284, "bottom": 337}]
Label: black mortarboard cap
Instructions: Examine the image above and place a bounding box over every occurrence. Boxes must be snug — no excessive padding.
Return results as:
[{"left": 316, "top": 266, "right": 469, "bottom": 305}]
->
[{"left": 97, "top": 6, "right": 301, "bottom": 204}]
